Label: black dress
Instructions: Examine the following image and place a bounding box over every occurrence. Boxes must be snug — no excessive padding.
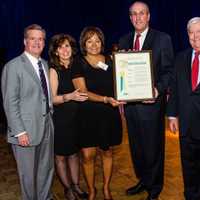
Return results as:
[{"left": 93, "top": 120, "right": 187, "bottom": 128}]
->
[
  {"left": 71, "top": 56, "right": 122, "bottom": 150},
  {"left": 52, "top": 66, "right": 79, "bottom": 156}
]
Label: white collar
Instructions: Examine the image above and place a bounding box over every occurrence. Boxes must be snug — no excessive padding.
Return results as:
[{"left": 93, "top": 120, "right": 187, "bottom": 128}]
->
[
  {"left": 135, "top": 27, "right": 149, "bottom": 37},
  {"left": 24, "top": 51, "right": 41, "bottom": 65}
]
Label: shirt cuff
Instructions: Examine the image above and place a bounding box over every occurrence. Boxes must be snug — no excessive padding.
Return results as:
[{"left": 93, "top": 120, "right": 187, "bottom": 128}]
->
[
  {"left": 15, "top": 131, "right": 27, "bottom": 137},
  {"left": 168, "top": 117, "right": 177, "bottom": 119}
]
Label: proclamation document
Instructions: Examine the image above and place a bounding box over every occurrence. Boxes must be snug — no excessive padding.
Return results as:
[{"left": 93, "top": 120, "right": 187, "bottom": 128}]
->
[{"left": 113, "top": 51, "right": 154, "bottom": 101}]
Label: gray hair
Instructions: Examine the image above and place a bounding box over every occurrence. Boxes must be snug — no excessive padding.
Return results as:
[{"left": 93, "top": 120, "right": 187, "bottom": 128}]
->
[
  {"left": 24, "top": 24, "right": 46, "bottom": 39},
  {"left": 187, "top": 17, "right": 200, "bottom": 31},
  {"left": 129, "top": 1, "right": 150, "bottom": 15}
]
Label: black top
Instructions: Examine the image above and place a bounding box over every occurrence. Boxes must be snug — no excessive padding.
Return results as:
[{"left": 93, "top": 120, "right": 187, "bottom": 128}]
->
[
  {"left": 71, "top": 56, "right": 122, "bottom": 150},
  {"left": 52, "top": 66, "right": 79, "bottom": 156}
]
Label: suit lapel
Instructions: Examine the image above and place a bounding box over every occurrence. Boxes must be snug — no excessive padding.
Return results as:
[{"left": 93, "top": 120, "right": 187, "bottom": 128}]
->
[
  {"left": 195, "top": 82, "right": 200, "bottom": 92},
  {"left": 41, "top": 59, "right": 49, "bottom": 78},
  {"left": 41, "top": 60, "right": 53, "bottom": 106},
  {"left": 182, "top": 49, "right": 200, "bottom": 93},
  {"left": 185, "top": 50, "right": 192, "bottom": 90},
  {"left": 128, "top": 33, "right": 135, "bottom": 50},
  {"left": 20, "top": 53, "right": 53, "bottom": 109},
  {"left": 21, "top": 53, "right": 42, "bottom": 87},
  {"left": 142, "top": 28, "right": 155, "bottom": 50}
]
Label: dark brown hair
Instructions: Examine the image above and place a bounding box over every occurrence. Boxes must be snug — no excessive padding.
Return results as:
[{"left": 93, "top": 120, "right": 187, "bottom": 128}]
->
[
  {"left": 79, "top": 26, "right": 105, "bottom": 55},
  {"left": 48, "top": 34, "right": 77, "bottom": 69}
]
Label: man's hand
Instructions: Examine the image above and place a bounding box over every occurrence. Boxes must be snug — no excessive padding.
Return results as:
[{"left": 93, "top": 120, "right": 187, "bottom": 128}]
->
[
  {"left": 18, "top": 133, "right": 30, "bottom": 146},
  {"left": 142, "top": 87, "right": 159, "bottom": 104},
  {"left": 168, "top": 118, "right": 178, "bottom": 134}
]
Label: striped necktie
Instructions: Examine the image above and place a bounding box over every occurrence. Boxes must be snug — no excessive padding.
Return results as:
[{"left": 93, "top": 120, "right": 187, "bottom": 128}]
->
[{"left": 38, "top": 60, "right": 49, "bottom": 112}]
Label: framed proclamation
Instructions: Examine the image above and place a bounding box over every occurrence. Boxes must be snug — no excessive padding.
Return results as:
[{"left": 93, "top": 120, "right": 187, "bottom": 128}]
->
[{"left": 113, "top": 51, "right": 154, "bottom": 102}]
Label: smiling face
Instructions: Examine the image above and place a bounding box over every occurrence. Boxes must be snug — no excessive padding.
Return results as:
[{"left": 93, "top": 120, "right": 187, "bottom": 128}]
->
[
  {"left": 129, "top": 2, "right": 150, "bottom": 33},
  {"left": 188, "top": 21, "right": 200, "bottom": 52},
  {"left": 85, "top": 33, "right": 102, "bottom": 56},
  {"left": 24, "top": 29, "right": 45, "bottom": 58},
  {"left": 56, "top": 39, "right": 72, "bottom": 63}
]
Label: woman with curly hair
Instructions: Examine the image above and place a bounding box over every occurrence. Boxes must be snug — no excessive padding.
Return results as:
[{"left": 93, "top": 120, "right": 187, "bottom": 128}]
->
[{"left": 48, "top": 34, "right": 88, "bottom": 200}]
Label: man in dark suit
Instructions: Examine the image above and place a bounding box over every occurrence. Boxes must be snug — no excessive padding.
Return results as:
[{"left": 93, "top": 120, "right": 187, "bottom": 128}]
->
[
  {"left": 167, "top": 17, "right": 200, "bottom": 200},
  {"left": 118, "top": 1, "right": 174, "bottom": 200},
  {"left": 1, "top": 24, "right": 54, "bottom": 200}
]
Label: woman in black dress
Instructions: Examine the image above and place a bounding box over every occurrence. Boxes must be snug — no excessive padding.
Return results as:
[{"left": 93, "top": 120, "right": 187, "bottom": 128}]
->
[
  {"left": 72, "top": 27, "right": 123, "bottom": 200},
  {"left": 48, "top": 34, "right": 88, "bottom": 200}
]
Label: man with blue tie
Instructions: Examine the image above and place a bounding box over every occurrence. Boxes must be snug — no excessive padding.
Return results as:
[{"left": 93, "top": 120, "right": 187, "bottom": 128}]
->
[
  {"left": 167, "top": 17, "right": 200, "bottom": 200},
  {"left": 1, "top": 24, "right": 54, "bottom": 200}
]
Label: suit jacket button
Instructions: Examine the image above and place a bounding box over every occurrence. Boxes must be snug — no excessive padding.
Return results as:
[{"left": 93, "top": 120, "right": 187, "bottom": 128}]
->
[{"left": 43, "top": 114, "right": 46, "bottom": 117}]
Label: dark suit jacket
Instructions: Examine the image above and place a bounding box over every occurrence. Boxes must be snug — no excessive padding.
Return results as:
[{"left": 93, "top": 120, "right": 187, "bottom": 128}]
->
[
  {"left": 167, "top": 48, "right": 200, "bottom": 139},
  {"left": 119, "top": 28, "right": 174, "bottom": 120}
]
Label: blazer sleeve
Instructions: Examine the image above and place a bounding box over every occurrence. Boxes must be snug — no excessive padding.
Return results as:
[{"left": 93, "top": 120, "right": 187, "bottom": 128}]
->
[
  {"left": 118, "top": 33, "right": 132, "bottom": 50},
  {"left": 118, "top": 36, "right": 127, "bottom": 50},
  {"left": 1, "top": 61, "right": 26, "bottom": 136},
  {"left": 166, "top": 57, "right": 178, "bottom": 117},
  {"left": 156, "top": 34, "right": 174, "bottom": 95}
]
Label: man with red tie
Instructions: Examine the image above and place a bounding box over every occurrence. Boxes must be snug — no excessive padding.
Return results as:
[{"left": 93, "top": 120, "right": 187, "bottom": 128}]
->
[
  {"left": 118, "top": 1, "right": 174, "bottom": 200},
  {"left": 167, "top": 17, "right": 200, "bottom": 200}
]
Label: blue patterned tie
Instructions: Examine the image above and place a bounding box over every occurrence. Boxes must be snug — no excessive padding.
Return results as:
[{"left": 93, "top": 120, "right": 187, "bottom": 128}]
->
[{"left": 38, "top": 60, "right": 49, "bottom": 112}]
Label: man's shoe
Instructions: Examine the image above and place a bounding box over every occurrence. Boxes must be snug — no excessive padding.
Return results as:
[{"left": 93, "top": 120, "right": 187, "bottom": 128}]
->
[
  {"left": 126, "top": 181, "right": 145, "bottom": 195},
  {"left": 145, "top": 195, "right": 158, "bottom": 200}
]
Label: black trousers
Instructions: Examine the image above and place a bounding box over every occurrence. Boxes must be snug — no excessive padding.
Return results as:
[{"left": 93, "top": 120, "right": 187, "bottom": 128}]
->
[
  {"left": 180, "top": 136, "right": 200, "bottom": 200},
  {"left": 125, "top": 104, "right": 165, "bottom": 198}
]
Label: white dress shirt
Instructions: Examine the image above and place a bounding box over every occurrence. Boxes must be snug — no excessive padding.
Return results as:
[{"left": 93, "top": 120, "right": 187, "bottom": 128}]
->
[{"left": 133, "top": 27, "right": 149, "bottom": 50}]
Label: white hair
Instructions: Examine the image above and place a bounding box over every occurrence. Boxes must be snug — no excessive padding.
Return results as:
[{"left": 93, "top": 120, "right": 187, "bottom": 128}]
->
[
  {"left": 187, "top": 17, "right": 200, "bottom": 31},
  {"left": 129, "top": 1, "right": 150, "bottom": 15}
]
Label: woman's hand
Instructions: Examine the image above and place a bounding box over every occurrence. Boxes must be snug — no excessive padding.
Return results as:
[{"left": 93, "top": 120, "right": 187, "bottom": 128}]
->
[
  {"left": 106, "top": 97, "right": 126, "bottom": 107},
  {"left": 63, "top": 89, "right": 88, "bottom": 102}
]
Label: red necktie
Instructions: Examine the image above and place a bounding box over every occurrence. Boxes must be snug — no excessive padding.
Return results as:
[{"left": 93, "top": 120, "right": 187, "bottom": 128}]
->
[
  {"left": 191, "top": 52, "right": 200, "bottom": 91},
  {"left": 133, "top": 34, "right": 141, "bottom": 51}
]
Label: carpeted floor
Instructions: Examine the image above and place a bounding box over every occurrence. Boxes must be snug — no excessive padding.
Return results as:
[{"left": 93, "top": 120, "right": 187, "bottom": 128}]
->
[{"left": 0, "top": 118, "right": 184, "bottom": 200}]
